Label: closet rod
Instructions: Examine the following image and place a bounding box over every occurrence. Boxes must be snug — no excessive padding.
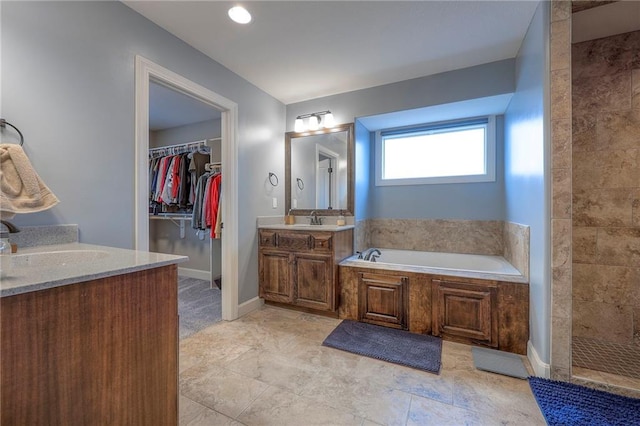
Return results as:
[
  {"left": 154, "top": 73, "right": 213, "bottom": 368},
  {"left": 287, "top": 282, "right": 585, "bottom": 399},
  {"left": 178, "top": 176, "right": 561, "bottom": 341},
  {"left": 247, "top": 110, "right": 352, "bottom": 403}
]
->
[{"left": 148, "top": 138, "right": 214, "bottom": 153}]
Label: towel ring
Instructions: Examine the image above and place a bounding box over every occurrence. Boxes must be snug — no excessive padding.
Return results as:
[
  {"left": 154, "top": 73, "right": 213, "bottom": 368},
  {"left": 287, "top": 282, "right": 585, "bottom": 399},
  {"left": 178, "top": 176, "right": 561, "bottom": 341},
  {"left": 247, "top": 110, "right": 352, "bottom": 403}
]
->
[
  {"left": 268, "top": 172, "right": 279, "bottom": 187},
  {"left": 0, "top": 119, "right": 24, "bottom": 146},
  {"left": 296, "top": 178, "right": 304, "bottom": 190}
]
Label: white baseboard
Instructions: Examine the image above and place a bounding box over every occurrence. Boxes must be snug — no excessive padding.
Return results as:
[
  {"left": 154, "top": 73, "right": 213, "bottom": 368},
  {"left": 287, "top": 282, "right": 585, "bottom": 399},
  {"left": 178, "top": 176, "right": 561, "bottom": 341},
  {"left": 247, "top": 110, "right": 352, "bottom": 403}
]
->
[
  {"left": 528, "top": 340, "right": 550, "bottom": 378},
  {"left": 238, "top": 296, "right": 263, "bottom": 317},
  {"left": 178, "top": 267, "right": 210, "bottom": 281}
]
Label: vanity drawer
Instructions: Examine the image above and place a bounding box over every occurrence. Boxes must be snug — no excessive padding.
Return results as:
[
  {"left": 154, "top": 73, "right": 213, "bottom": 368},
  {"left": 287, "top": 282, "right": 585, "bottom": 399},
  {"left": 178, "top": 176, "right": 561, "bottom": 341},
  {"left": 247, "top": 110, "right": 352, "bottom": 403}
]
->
[
  {"left": 259, "top": 230, "right": 278, "bottom": 247},
  {"left": 277, "top": 232, "right": 312, "bottom": 251},
  {"left": 312, "top": 234, "right": 332, "bottom": 252}
]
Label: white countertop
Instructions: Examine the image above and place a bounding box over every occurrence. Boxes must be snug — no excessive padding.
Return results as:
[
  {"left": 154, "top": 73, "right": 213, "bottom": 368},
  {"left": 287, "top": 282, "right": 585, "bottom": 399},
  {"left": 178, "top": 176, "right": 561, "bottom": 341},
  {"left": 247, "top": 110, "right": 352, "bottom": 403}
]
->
[{"left": 0, "top": 243, "right": 188, "bottom": 297}]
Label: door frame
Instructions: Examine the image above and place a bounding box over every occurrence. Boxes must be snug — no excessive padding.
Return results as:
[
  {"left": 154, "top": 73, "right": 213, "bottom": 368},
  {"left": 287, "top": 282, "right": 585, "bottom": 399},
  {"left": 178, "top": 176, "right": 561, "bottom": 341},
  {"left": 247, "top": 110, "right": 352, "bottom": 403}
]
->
[{"left": 134, "top": 55, "right": 239, "bottom": 320}]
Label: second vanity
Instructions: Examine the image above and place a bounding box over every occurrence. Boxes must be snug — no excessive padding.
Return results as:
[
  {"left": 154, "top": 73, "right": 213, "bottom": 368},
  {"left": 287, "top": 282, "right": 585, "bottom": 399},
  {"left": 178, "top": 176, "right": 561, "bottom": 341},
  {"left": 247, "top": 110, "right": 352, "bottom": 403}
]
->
[
  {"left": 258, "top": 223, "right": 354, "bottom": 316},
  {"left": 1, "top": 241, "right": 186, "bottom": 425}
]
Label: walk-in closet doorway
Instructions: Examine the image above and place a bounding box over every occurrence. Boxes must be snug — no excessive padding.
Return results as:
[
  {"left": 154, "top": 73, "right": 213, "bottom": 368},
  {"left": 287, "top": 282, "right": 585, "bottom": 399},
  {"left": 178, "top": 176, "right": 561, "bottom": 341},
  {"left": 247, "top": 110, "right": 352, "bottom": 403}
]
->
[{"left": 135, "top": 56, "right": 239, "bottom": 321}]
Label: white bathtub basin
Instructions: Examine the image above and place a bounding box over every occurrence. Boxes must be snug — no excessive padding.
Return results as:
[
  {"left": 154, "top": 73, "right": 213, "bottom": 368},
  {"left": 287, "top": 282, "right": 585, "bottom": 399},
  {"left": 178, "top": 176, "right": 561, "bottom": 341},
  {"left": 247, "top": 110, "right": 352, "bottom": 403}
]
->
[{"left": 11, "top": 250, "right": 111, "bottom": 269}]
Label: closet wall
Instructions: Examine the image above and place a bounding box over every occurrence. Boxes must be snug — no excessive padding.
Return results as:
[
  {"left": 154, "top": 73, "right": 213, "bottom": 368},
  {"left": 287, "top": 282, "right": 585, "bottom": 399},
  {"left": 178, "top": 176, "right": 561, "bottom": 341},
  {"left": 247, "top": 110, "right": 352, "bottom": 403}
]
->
[{"left": 150, "top": 118, "right": 222, "bottom": 279}]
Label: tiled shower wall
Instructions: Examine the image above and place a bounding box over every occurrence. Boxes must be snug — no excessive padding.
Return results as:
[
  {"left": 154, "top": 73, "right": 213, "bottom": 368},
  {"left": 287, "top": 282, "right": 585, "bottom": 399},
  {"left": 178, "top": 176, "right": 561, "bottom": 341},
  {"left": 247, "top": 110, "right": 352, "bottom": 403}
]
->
[
  {"left": 571, "top": 31, "right": 640, "bottom": 347},
  {"left": 355, "top": 219, "right": 529, "bottom": 277}
]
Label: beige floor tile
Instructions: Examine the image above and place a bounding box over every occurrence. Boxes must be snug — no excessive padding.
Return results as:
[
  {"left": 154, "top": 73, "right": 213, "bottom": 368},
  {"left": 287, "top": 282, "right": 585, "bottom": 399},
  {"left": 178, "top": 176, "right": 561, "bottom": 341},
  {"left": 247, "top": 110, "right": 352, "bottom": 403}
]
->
[
  {"left": 179, "top": 395, "right": 241, "bottom": 426},
  {"left": 224, "top": 348, "right": 321, "bottom": 394},
  {"left": 179, "top": 306, "right": 547, "bottom": 425},
  {"left": 180, "top": 363, "right": 269, "bottom": 419},
  {"left": 407, "top": 394, "right": 498, "bottom": 426},
  {"left": 298, "top": 372, "right": 412, "bottom": 426},
  {"left": 237, "top": 386, "right": 364, "bottom": 426}
]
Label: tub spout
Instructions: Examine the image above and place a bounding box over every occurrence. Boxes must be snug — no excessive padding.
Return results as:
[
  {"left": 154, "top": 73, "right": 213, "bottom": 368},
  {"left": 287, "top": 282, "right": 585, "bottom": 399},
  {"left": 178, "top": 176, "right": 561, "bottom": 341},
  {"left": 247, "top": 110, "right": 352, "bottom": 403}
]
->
[{"left": 363, "top": 248, "right": 381, "bottom": 261}]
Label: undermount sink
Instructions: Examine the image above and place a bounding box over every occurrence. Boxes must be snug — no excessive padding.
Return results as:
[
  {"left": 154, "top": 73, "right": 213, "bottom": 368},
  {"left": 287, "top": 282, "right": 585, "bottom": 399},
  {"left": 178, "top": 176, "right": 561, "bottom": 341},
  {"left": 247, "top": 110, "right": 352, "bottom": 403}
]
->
[{"left": 11, "top": 250, "right": 111, "bottom": 269}]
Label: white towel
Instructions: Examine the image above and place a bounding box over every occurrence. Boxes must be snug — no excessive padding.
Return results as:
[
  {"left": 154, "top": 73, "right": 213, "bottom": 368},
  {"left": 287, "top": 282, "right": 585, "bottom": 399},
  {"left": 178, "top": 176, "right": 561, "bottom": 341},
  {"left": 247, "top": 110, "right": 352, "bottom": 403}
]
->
[{"left": 0, "top": 144, "right": 59, "bottom": 214}]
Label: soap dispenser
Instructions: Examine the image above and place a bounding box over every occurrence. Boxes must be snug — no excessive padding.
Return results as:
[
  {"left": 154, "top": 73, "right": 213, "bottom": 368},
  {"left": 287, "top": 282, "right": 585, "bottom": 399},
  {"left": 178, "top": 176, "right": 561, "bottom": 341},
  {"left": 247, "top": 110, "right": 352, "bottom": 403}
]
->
[
  {"left": 336, "top": 210, "right": 346, "bottom": 226},
  {"left": 0, "top": 231, "right": 12, "bottom": 277}
]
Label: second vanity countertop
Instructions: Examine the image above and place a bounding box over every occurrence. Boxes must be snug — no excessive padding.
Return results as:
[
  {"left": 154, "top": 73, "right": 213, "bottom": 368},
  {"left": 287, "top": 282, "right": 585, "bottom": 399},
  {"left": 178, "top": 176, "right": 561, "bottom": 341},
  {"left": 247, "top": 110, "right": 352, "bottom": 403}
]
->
[
  {"left": 0, "top": 243, "right": 187, "bottom": 297},
  {"left": 258, "top": 223, "right": 354, "bottom": 231}
]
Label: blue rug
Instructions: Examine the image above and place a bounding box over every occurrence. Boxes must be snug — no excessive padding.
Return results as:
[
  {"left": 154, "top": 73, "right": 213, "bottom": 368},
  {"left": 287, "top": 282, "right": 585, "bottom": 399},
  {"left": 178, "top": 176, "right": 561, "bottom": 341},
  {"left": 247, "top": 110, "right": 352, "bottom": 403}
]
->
[
  {"left": 529, "top": 377, "right": 640, "bottom": 426},
  {"left": 322, "top": 320, "right": 442, "bottom": 373}
]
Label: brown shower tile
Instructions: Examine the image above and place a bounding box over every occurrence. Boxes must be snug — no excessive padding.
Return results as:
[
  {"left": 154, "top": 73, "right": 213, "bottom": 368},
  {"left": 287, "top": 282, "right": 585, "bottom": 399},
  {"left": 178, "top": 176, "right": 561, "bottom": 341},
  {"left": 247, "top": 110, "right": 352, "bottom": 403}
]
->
[
  {"left": 633, "top": 69, "right": 640, "bottom": 109},
  {"left": 573, "top": 227, "right": 598, "bottom": 264},
  {"left": 633, "top": 199, "right": 640, "bottom": 227},
  {"left": 573, "top": 263, "right": 639, "bottom": 305},
  {"left": 573, "top": 71, "right": 631, "bottom": 116},
  {"left": 596, "top": 227, "right": 640, "bottom": 267},
  {"left": 552, "top": 119, "right": 572, "bottom": 169},
  {"left": 572, "top": 114, "right": 598, "bottom": 152},
  {"left": 597, "top": 109, "right": 640, "bottom": 151},
  {"left": 553, "top": 168, "right": 572, "bottom": 218},
  {"left": 572, "top": 32, "right": 639, "bottom": 81},
  {"left": 551, "top": 68, "right": 572, "bottom": 119},
  {"left": 552, "top": 219, "right": 572, "bottom": 268},
  {"left": 575, "top": 148, "right": 639, "bottom": 170},
  {"left": 573, "top": 163, "right": 640, "bottom": 190},
  {"left": 573, "top": 300, "right": 634, "bottom": 344},
  {"left": 573, "top": 188, "right": 637, "bottom": 227},
  {"left": 552, "top": 266, "right": 572, "bottom": 319},
  {"left": 551, "top": 0, "right": 571, "bottom": 22},
  {"left": 551, "top": 20, "right": 571, "bottom": 71}
]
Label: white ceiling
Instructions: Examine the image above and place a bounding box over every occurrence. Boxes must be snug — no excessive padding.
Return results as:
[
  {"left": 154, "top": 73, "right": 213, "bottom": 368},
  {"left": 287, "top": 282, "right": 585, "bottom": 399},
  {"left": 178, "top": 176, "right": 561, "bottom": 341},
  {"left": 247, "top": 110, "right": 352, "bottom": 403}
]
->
[
  {"left": 149, "top": 81, "right": 221, "bottom": 130},
  {"left": 124, "top": 1, "right": 539, "bottom": 105}
]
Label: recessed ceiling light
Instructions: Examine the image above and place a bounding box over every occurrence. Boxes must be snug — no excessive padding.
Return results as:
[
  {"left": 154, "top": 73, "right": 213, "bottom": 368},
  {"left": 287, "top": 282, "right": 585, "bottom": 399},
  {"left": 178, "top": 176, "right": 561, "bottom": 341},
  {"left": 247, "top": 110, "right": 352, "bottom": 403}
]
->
[{"left": 228, "top": 6, "right": 252, "bottom": 24}]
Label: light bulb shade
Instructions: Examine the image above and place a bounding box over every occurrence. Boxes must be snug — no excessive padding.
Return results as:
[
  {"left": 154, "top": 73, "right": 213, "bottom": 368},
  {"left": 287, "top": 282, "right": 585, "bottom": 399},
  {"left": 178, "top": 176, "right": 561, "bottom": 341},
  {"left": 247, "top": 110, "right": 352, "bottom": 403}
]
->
[
  {"left": 228, "top": 6, "right": 252, "bottom": 24},
  {"left": 323, "top": 112, "right": 334, "bottom": 128},
  {"left": 294, "top": 118, "right": 305, "bottom": 132},
  {"left": 308, "top": 115, "right": 319, "bottom": 130}
]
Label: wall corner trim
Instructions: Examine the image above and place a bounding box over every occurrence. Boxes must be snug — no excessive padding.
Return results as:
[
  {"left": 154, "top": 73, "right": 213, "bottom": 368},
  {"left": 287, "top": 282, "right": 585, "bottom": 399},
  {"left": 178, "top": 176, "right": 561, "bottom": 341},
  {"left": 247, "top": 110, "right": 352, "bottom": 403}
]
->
[{"left": 528, "top": 340, "right": 550, "bottom": 378}]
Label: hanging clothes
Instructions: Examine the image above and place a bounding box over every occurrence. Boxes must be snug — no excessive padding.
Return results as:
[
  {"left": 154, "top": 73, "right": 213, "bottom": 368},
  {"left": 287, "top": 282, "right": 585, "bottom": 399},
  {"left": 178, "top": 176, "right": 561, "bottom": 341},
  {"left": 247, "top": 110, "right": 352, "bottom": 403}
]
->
[{"left": 190, "top": 170, "right": 222, "bottom": 238}]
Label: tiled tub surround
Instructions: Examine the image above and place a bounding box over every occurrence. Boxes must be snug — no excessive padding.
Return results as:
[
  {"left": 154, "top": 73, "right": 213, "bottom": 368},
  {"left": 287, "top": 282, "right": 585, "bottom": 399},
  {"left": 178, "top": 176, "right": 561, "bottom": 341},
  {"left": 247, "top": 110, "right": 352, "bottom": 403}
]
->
[
  {"left": 355, "top": 219, "right": 530, "bottom": 278},
  {"left": 571, "top": 30, "right": 640, "bottom": 382}
]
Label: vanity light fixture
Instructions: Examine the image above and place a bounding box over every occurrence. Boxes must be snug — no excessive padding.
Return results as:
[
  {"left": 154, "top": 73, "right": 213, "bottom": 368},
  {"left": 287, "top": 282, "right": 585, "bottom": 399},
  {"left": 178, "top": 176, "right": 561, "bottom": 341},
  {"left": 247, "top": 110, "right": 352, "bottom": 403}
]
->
[
  {"left": 228, "top": 6, "right": 252, "bottom": 24},
  {"left": 294, "top": 110, "right": 335, "bottom": 132}
]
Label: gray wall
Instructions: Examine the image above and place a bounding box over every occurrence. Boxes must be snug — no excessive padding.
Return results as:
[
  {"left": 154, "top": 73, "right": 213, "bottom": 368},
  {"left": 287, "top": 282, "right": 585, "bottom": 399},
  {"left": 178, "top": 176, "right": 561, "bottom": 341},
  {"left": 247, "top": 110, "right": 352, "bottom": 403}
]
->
[
  {"left": 3, "top": 1, "right": 285, "bottom": 304},
  {"left": 287, "top": 60, "right": 514, "bottom": 221},
  {"left": 150, "top": 119, "right": 221, "bottom": 275},
  {"left": 504, "top": 2, "right": 550, "bottom": 364}
]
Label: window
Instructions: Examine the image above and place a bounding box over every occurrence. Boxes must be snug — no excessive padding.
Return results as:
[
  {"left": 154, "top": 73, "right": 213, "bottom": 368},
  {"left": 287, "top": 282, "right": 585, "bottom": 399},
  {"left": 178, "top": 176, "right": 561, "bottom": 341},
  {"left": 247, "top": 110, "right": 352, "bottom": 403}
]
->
[{"left": 375, "top": 116, "right": 495, "bottom": 186}]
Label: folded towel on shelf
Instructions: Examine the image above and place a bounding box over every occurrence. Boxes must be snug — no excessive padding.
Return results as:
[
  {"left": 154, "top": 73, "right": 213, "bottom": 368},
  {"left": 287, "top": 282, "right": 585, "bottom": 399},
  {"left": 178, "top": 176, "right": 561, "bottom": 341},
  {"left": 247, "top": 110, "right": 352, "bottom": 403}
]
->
[{"left": 0, "top": 144, "right": 59, "bottom": 214}]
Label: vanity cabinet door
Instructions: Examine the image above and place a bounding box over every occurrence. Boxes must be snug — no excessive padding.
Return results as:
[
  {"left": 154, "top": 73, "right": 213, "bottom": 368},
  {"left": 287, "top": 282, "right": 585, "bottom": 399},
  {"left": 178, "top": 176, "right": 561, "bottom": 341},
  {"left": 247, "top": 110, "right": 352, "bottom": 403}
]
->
[
  {"left": 294, "top": 253, "right": 334, "bottom": 311},
  {"left": 432, "top": 279, "right": 498, "bottom": 347},
  {"left": 358, "top": 272, "right": 408, "bottom": 329},
  {"left": 258, "top": 250, "right": 294, "bottom": 303}
]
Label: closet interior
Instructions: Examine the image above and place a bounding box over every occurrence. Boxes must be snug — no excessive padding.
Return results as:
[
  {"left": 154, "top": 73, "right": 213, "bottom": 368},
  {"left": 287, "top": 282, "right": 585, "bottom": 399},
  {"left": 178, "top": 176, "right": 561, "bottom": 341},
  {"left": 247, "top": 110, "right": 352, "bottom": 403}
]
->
[{"left": 148, "top": 80, "right": 223, "bottom": 293}]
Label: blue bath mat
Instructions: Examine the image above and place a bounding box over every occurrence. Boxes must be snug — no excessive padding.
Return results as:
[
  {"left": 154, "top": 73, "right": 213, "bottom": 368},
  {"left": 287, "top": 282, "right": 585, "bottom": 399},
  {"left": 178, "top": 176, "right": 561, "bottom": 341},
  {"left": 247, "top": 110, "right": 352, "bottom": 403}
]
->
[
  {"left": 322, "top": 320, "right": 442, "bottom": 374},
  {"left": 528, "top": 377, "right": 640, "bottom": 425}
]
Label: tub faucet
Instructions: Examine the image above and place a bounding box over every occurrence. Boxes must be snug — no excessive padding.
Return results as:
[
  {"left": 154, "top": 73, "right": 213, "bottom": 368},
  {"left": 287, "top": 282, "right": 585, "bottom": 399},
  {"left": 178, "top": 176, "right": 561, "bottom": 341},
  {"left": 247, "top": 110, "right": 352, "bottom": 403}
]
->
[
  {"left": 363, "top": 248, "right": 381, "bottom": 261},
  {"left": 308, "top": 210, "right": 323, "bottom": 225}
]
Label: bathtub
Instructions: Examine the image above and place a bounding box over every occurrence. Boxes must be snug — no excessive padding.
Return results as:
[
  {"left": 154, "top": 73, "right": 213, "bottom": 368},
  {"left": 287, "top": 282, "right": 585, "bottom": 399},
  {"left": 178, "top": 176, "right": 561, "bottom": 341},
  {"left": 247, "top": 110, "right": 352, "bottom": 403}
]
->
[{"left": 341, "top": 248, "right": 525, "bottom": 282}]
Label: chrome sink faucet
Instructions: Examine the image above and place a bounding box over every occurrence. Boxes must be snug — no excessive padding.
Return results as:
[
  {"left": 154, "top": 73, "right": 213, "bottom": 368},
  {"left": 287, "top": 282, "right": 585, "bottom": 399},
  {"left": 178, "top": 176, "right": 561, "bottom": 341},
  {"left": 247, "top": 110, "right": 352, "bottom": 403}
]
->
[
  {"left": 0, "top": 220, "right": 20, "bottom": 234},
  {"left": 308, "top": 210, "right": 323, "bottom": 225}
]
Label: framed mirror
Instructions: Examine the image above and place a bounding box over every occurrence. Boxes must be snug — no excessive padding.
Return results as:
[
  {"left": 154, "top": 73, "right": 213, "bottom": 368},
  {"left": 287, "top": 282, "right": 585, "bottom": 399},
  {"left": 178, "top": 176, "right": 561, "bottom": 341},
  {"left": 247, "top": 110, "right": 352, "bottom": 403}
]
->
[{"left": 285, "top": 122, "right": 354, "bottom": 216}]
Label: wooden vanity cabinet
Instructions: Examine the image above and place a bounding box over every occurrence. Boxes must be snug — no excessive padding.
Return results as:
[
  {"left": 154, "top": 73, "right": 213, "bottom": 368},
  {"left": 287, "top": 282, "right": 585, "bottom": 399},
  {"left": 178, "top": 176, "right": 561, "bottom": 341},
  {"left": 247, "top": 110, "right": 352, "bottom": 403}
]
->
[
  {"left": 1, "top": 266, "right": 178, "bottom": 425},
  {"left": 258, "top": 228, "right": 353, "bottom": 314}
]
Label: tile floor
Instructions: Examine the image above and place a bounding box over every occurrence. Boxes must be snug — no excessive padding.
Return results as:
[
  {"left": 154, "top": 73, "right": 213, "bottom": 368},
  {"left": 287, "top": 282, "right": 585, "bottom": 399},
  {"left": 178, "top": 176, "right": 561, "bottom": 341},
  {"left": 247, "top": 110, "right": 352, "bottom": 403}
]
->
[{"left": 179, "top": 306, "right": 545, "bottom": 425}]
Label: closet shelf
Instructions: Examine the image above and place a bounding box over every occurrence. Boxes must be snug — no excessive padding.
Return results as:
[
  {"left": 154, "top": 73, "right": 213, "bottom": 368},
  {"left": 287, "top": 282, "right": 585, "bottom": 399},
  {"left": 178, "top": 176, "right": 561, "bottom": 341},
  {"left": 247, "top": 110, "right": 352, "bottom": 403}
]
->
[{"left": 149, "top": 213, "right": 192, "bottom": 238}]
